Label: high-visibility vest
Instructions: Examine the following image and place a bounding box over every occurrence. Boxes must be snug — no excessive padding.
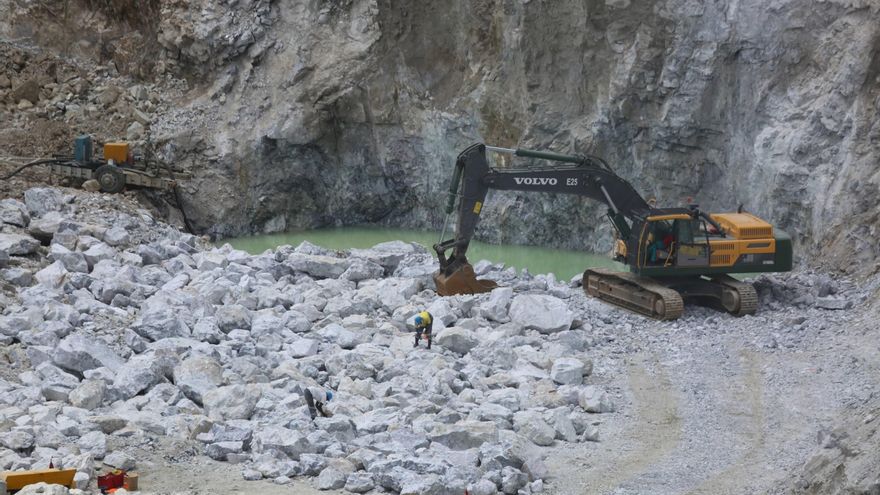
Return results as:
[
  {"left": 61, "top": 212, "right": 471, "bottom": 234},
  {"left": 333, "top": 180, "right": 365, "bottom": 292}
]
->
[{"left": 418, "top": 311, "right": 432, "bottom": 326}]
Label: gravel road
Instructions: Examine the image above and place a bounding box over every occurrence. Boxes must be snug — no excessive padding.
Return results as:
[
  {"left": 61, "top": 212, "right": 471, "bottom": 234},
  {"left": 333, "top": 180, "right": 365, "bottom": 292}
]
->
[{"left": 543, "top": 293, "right": 879, "bottom": 495}]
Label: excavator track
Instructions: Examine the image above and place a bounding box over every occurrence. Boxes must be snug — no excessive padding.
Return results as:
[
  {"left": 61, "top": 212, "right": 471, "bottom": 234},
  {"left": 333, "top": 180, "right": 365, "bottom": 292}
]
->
[
  {"left": 584, "top": 268, "right": 684, "bottom": 321},
  {"left": 712, "top": 275, "right": 758, "bottom": 316}
]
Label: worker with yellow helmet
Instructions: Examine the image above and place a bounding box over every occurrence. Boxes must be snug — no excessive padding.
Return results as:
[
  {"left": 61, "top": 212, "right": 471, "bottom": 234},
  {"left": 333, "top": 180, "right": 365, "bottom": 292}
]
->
[{"left": 412, "top": 311, "right": 433, "bottom": 349}]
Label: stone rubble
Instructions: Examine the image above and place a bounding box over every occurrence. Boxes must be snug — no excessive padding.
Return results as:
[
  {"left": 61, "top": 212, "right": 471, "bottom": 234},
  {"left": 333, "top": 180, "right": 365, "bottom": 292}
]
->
[
  {"left": 0, "top": 186, "right": 623, "bottom": 494},
  {"left": 0, "top": 187, "right": 870, "bottom": 494}
]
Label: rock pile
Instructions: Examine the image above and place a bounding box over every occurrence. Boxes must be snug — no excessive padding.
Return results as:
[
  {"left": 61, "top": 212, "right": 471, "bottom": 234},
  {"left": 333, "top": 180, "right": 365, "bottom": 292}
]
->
[
  {"left": 753, "top": 272, "right": 863, "bottom": 312},
  {"left": 0, "top": 187, "right": 612, "bottom": 494},
  {"left": 0, "top": 42, "right": 188, "bottom": 175}
]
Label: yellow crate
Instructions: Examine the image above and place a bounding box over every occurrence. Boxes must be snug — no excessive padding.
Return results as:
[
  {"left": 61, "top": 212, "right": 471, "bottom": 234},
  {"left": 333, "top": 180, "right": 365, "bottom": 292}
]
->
[
  {"left": 1, "top": 468, "right": 77, "bottom": 490},
  {"left": 103, "top": 142, "right": 130, "bottom": 164}
]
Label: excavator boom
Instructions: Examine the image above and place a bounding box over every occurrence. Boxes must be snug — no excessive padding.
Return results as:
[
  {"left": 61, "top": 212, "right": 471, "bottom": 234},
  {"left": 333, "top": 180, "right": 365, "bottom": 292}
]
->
[{"left": 434, "top": 143, "right": 650, "bottom": 296}]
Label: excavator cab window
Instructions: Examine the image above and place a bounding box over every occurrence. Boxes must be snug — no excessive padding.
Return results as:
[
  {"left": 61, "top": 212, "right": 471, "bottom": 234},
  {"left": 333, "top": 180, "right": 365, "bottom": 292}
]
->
[
  {"left": 674, "top": 219, "right": 695, "bottom": 244},
  {"left": 699, "top": 219, "right": 723, "bottom": 237},
  {"left": 673, "top": 218, "right": 709, "bottom": 267}
]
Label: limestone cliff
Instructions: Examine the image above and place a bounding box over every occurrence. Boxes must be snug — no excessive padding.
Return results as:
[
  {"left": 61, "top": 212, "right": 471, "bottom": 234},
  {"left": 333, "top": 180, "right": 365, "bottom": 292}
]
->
[{"left": 3, "top": 0, "right": 880, "bottom": 274}]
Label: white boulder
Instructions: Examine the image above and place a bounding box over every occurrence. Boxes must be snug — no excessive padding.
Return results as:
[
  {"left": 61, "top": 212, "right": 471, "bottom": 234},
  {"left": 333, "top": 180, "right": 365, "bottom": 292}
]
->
[
  {"left": 286, "top": 253, "right": 351, "bottom": 279},
  {"left": 68, "top": 380, "right": 106, "bottom": 410},
  {"left": 54, "top": 334, "right": 124, "bottom": 373},
  {"left": 578, "top": 386, "right": 614, "bottom": 413},
  {"left": 434, "top": 327, "right": 479, "bottom": 355},
  {"left": 513, "top": 411, "right": 556, "bottom": 446},
  {"left": 479, "top": 287, "right": 513, "bottom": 322},
  {"left": 174, "top": 356, "right": 224, "bottom": 405},
  {"left": 509, "top": 294, "right": 573, "bottom": 333},
  {"left": 0, "top": 199, "right": 29, "bottom": 227},
  {"left": 550, "top": 358, "right": 585, "bottom": 385},
  {"left": 0, "top": 233, "right": 40, "bottom": 256},
  {"left": 24, "top": 188, "right": 65, "bottom": 217},
  {"left": 203, "top": 384, "right": 262, "bottom": 420}
]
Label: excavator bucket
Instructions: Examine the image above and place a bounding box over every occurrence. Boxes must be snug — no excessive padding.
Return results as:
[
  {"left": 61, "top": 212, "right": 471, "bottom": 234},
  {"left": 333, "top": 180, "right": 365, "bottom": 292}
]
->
[{"left": 433, "top": 263, "right": 498, "bottom": 296}]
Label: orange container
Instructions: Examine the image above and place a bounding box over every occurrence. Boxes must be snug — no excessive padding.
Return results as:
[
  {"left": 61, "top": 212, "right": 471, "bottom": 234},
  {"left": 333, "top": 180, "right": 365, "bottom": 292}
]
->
[{"left": 103, "top": 143, "right": 130, "bottom": 164}]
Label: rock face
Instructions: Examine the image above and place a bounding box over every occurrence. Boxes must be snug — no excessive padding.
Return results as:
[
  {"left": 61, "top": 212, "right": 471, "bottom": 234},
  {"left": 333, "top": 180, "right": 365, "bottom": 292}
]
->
[
  {"left": 8, "top": 0, "right": 867, "bottom": 273},
  {"left": 1, "top": 0, "right": 879, "bottom": 278},
  {"left": 789, "top": 405, "right": 880, "bottom": 494}
]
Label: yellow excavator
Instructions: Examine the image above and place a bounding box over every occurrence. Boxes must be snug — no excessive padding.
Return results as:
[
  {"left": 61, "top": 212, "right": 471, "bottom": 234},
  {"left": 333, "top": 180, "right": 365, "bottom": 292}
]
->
[{"left": 433, "top": 143, "right": 793, "bottom": 320}]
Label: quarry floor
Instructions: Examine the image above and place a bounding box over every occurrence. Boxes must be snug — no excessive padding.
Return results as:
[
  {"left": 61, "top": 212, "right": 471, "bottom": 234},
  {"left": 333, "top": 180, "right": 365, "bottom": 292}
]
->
[{"left": 129, "top": 286, "right": 878, "bottom": 495}]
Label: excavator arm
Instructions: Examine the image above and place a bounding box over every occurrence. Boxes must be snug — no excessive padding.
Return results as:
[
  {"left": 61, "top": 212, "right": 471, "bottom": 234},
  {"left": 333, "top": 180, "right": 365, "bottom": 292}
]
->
[{"left": 433, "top": 143, "right": 651, "bottom": 295}]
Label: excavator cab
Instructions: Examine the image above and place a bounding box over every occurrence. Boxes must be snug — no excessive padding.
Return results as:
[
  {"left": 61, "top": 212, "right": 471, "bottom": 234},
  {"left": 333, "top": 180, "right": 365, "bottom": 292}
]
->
[
  {"left": 643, "top": 219, "right": 674, "bottom": 266},
  {"left": 636, "top": 213, "right": 713, "bottom": 269}
]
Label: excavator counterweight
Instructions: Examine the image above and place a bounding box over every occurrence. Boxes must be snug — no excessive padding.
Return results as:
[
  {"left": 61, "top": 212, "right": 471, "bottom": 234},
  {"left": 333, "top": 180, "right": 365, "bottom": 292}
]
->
[{"left": 433, "top": 143, "right": 792, "bottom": 320}]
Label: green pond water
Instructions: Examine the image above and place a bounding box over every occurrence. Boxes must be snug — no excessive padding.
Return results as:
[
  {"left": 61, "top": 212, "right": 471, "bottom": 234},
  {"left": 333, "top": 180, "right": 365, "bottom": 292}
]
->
[{"left": 225, "top": 227, "right": 623, "bottom": 280}]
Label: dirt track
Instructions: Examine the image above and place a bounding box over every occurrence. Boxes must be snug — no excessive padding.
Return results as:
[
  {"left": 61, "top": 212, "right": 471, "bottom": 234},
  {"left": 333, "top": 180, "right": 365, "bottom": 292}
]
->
[{"left": 543, "top": 294, "right": 880, "bottom": 495}]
